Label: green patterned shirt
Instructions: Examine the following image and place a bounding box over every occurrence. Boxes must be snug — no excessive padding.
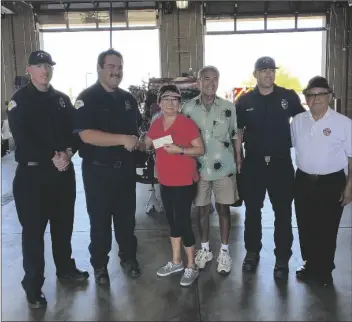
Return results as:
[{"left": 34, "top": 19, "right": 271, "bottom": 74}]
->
[{"left": 182, "top": 96, "right": 237, "bottom": 181}]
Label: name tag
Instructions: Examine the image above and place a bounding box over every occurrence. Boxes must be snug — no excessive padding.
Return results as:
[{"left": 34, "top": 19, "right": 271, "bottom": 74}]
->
[
  {"left": 246, "top": 108, "right": 254, "bottom": 112},
  {"left": 153, "top": 135, "right": 173, "bottom": 149}
]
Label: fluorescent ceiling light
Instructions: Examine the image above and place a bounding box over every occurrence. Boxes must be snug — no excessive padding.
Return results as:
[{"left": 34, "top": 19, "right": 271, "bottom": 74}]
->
[{"left": 176, "top": 1, "right": 188, "bottom": 9}]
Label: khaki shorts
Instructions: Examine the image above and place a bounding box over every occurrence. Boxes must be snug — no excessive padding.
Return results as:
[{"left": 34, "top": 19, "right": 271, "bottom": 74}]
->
[{"left": 194, "top": 175, "right": 239, "bottom": 206}]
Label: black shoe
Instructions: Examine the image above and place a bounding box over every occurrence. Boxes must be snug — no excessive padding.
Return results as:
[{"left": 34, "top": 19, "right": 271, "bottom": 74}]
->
[
  {"left": 231, "top": 199, "right": 243, "bottom": 207},
  {"left": 25, "top": 290, "right": 47, "bottom": 309},
  {"left": 120, "top": 259, "right": 141, "bottom": 278},
  {"left": 94, "top": 267, "right": 110, "bottom": 285},
  {"left": 242, "top": 252, "right": 260, "bottom": 272},
  {"left": 57, "top": 267, "right": 89, "bottom": 282},
  {"left": 296, "top": 262, "right": 312, "bottom": 279},
  {"left": 316, "top": 273, "right": 334, "bottom": 288},
  {"left": 274, "top": 259, "right": 289, "bottom": 279}
]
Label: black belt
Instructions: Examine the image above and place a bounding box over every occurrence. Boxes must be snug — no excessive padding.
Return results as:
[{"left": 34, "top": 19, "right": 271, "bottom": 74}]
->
[
  {"left": 19, "top": 161, "right": 72, "bottom": 168},
  {"left": 19, "top": 161, "right": 53, "bottom": 167},
  {"left": 246, "top": 154, "right": 291, "bottom": 164},
  {"left": 297, "top": 168, "right": 345, "bottom": 181},
  {"left": 91, "top": 160, "right": 123, "bottom": 168}
]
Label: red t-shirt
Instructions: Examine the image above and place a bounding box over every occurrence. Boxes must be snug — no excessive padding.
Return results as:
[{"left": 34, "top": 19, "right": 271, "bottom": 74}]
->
[{"left": 147, "top": 114, "right": 200, "bottom": 186}]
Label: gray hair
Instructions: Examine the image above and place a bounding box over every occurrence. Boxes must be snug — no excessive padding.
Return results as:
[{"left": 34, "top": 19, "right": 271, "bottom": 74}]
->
[{"left": 197, "top": 65, "right": 220, "bottom": 79}]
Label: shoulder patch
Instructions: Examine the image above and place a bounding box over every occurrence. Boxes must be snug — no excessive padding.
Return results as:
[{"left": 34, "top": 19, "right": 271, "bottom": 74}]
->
[
  {"left": 7, "top": 100, "right": 17, "bottom": 111},
  {"left": 74, "top": 100, "right": 84, "bottom": 109}
]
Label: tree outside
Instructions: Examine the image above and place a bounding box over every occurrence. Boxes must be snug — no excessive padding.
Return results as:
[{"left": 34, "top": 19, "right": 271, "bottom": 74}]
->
[{"left": 241, "top": 66, "right": 303, "bottom": 93}]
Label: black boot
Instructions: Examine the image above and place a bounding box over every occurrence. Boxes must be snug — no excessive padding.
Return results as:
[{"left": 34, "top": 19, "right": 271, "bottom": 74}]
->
[
  {"left": 242, "top": 252, "right": 260, "bottom": 272},
  {"left": 24, "top": 289, "right": 47, "bottom": 309},
  {"left": 57, "top": 267, "right": 89, "bottom": 282},
  {"left": 296, "top": 261, "right": 312, "bottom": 280},
  {"left": 57, "top": 259, "right": 89, "bottom": 282},
  {"left": 274, "top": 259, "right": 289, "bottom": 279},
  {"left": 315, "top": 272, "right": 334, "bottom": 288},
  {"left": 120, "top": 259, "right": 141, "bottom": 278},
  {"left": 94, "top": 267, "right": 110, "bottom": 285}
]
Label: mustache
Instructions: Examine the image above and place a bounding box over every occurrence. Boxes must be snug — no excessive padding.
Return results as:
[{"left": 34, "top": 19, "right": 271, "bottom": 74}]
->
[{"left": 110, "top": 74, "right": 121, "bottom": 78}]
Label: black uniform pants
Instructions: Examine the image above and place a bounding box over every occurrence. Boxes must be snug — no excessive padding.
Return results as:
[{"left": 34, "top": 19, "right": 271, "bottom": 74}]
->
[
  {"left": 82, "top": 161, "right": 137, "bottom": 269},
  {"left": 242, "top": 156, "right": 294, "bottom": 261},
  {"left": 13, "top": 163, "right": 76, "bottom": 292},
  {"left": 294, "top": 169, "right": 346, "bottom": 274}
]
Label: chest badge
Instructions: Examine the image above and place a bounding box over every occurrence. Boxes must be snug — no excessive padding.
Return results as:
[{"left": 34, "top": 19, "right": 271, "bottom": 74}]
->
[
  {"left": 59, "top": 97, "right": 66, "bottom": 108},
  {"left": 125, "top": 100, "right": 131, "bottom": 111},
  {"left": 323, "top": 128, "right": 331, "bottom": 136},
  {"left": 281, "top": 99, "right": 288, "bottom": 110}
]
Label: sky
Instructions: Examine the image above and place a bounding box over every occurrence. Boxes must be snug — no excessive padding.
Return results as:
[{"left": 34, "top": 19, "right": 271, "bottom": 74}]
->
[{"left": 42, "top": 17, "right": 325, "bottom": 101}]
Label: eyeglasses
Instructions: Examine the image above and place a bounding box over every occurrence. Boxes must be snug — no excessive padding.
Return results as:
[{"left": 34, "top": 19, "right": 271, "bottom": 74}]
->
[
  {"left": 305, "top": 92, "right": 330, "bottom": 99},
  {"left": 161, "top": 98, "right": 179, "bottom": 103}
]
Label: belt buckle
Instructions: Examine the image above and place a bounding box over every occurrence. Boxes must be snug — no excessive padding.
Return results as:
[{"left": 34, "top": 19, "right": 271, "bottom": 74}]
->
[
  {"left": 113, "top": 161, "right": 122, "bottom": 168},
  {"left": 27, "top": 162, "right": 39, "bottom": 166},
  {"left": 92, "top": 160, "right": 103, "bottom": 166},
  {"left": 264, "top": 156, "right": 271, "bottom": 165}
]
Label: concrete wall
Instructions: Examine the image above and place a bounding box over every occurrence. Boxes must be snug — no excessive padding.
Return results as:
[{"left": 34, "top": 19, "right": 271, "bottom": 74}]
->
[
  {"left": 159, "top": 2, "right": 204, "bottom": 78},
  {"left": 1, "top": 2, "right": 39, "bottom": 118},
  {"left": 326, "top": 4, "right": 352, "bottom": 118}
]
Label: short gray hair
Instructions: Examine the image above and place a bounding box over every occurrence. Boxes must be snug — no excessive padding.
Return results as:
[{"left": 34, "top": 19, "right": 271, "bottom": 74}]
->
[{"left": 197, "top": 65, "right": 220, "bottom": 79}]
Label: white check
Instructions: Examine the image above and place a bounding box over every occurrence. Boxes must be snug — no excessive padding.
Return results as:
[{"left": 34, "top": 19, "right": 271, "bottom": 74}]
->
[{"left": 153, "top": 135, "right": 173, "bottom": 149}]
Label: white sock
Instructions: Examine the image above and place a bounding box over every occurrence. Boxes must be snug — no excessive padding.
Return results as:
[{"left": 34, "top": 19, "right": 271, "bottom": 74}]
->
[
  {"left": 201, "top": 241, "right": 210, "bottom": 251},
  {"left": 220, "top": 244, "right": 229, "bottom": 252}
]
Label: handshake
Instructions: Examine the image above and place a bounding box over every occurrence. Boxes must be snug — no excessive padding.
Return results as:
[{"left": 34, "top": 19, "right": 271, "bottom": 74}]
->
[
  {"left": 123, "top": 135, "right": 141, "bottom": 152},
  {"left": 51, "top": 149, "right": 72, "bottom": 172}
]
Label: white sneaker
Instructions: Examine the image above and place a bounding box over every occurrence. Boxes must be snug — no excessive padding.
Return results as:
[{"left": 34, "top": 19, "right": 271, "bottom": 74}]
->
[
  {"left": 195, "top": 248, "right": 213, "bottom": 269},
  {"left": 217, "top": 250, "right": 232, "bottom": 275}
]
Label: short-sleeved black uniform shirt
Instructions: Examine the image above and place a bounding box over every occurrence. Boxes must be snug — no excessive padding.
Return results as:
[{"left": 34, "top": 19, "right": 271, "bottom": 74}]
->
[
  {"left": 74, "top": 82, "right": 142, "bottom": 164},
  {"left": 7, "top": 82, "right": 77, "bottom": 163},
  {"left": 236, "top": 85, "right": 305, "bottom": 157}
]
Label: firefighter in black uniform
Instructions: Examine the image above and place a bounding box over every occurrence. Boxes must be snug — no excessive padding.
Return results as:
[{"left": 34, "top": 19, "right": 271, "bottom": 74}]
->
[
  {"left": 235, "top": 57, "right": 305, "bottom": 279},
  {"left": 7, "top": 50, "right": 89, "bottom": 309},
  {"left": 74, "top": 49, "right": 141, "bottom": 284}
]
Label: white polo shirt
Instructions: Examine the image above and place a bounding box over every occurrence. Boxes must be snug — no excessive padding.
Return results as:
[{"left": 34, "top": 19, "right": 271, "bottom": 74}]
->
[{"left": 291, "top": 108, "right": 352, "bottom": 175}]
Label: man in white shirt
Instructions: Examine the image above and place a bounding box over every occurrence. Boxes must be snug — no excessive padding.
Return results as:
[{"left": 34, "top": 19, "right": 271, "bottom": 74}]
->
[{"left": 291, "top": 76, "right": 352, "bottom": 287}]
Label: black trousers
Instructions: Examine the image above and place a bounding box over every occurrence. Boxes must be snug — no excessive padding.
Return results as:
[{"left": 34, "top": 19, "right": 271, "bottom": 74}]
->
[
  {"left": 13, "top": 163, "right": 76, "bottom": 292},
  {"left": 294, "top": 169, "right": 346, "bottom": 274},
  {"left": 242, "top": 156, "right": 294, "bottom": 260},
  {"left": 160, "top": 183, "right": 197, "bottom": 247},
  {"left": 82, "top": 161, "right": 137, "bottom": 269}
]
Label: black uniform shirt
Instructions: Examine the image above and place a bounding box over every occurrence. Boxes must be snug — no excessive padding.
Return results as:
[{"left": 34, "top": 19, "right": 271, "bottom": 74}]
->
[
  {"left": 73, "top": 82, "right": 142, "bottom": 164},
  {"left": 7, "top": 82, "right": 77, "bottom": 163},
  {"left": 236, "top": 85, "right": 305, "bottom": 157}
]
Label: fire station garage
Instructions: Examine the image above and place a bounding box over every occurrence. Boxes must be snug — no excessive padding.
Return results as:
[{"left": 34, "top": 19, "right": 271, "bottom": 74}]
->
[{"left": 1, "top": 1, "right": 352, "bottom": 321}]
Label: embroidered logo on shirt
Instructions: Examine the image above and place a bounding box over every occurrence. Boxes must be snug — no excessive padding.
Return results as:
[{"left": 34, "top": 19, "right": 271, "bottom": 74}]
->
[
  {"left": 125, "top": 100, "right": 132, "bottom": 111},
  {"left": 59, "top": 97, "right": 66, "bottom": 108},
  {"left": 281, "top": 99, "right": 288, "bottom": 110},
  {"left": 323, "top": 128, "right": 331, "bottom": 136}
]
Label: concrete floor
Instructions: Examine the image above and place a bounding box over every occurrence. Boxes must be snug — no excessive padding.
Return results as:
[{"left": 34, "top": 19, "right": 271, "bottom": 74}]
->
[{"left": 1, "top": 151, "right": 352, "bottom": 321}]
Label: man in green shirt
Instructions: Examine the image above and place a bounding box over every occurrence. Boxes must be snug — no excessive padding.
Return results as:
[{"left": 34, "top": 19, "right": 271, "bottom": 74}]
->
[{"left": 182, "top": 66, "right": 239, "bottom": 275}]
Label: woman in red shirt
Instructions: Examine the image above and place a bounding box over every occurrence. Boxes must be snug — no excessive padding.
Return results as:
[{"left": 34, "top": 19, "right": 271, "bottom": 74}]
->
[{"left": 143, "top": 84, "right": 204, "bottom": 287}]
